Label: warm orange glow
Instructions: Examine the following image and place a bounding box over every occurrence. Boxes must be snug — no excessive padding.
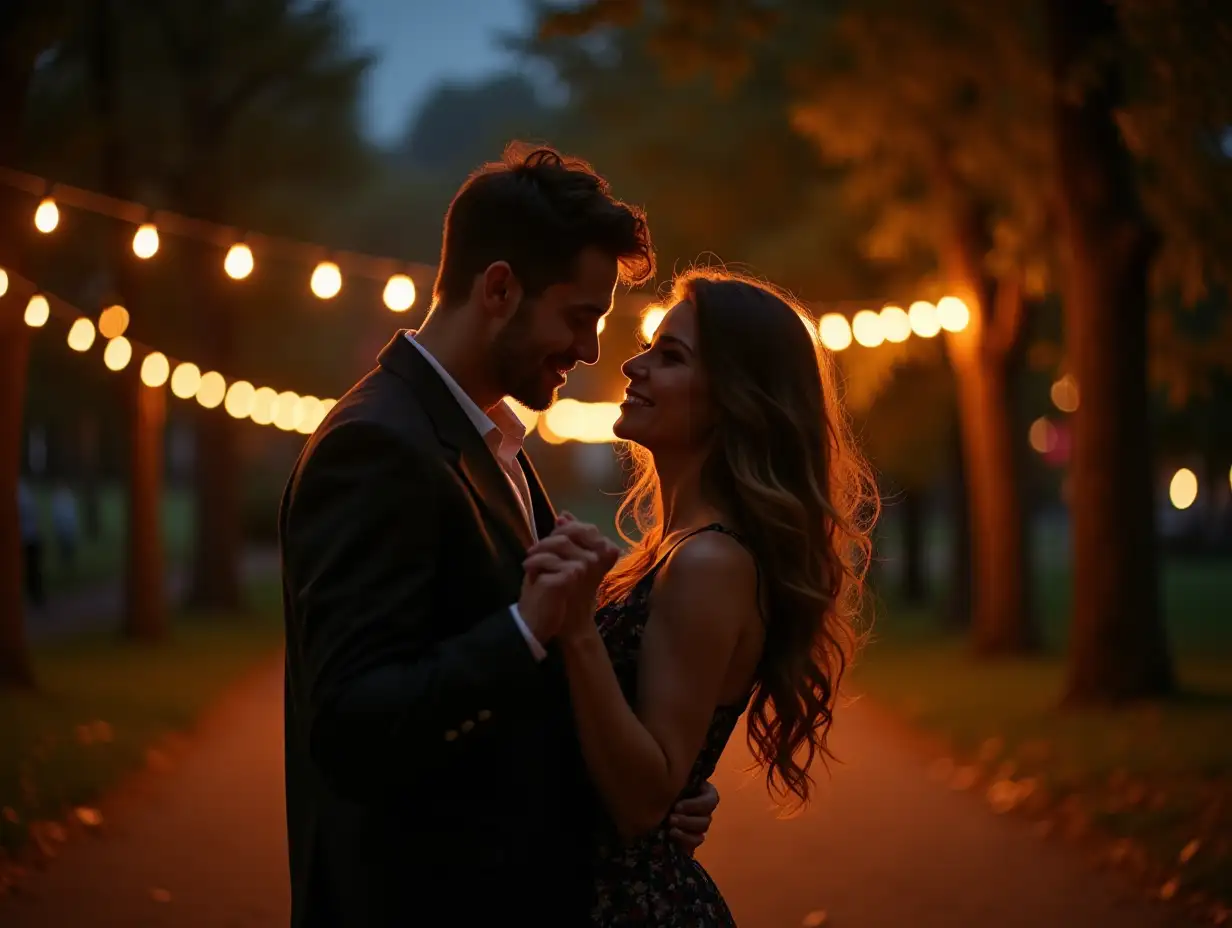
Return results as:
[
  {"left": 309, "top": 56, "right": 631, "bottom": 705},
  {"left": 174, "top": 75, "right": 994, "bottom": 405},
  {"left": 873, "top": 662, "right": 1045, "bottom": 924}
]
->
[
  {"left": 1050, "top": 374, "right": 1079, "bottom": 413},
  {"left": 140, "top": 352, "right": 170, "bottom": 388},
  {"left": 310, "top": 261, "right": 342, "bottom": 299},
  {"left": 98, "top": 304, "right": 130, "bottom": 339},
  {"left": 1028, "top": 417, "right": 1058, "bottom": 454},
  {"left": 225, "top": 243, "right": 254, "bottom": 280},
  {"left": 132, "top": 223, "right": 160, "bottom": 259},
  {"left": 640, "top": 306, "right": 666, "bottom": 341},
  {"left": 170, "top": 362, "right": 201, "bottom": 399},
  {"left": 879, "top": 305, "right": 911, "bottom": 343},
  {"left": 383, "top": 274, "right": 416, "bottom": 312},
  {"left": 67, "top": 317, "right": 97, "bottom": 352},
  {"left": 24, "top": 295, "right": 50, "bottom": 327},
  {"left": 294, "top": 396, "right": 323, "bottom": 434},
  {"left": 196, "top": 371, "right": 226, "bottom": 409},
  {"left": 541, "top": 398, "right": 620, "bottom": 443},
  {"left": 936, "top": 296, "right": 971, "bottom": 332},
  {"left": 34, "top": 198, "right": 59, "bottom": 233},
  {"left": 0, "top": 268, "right": 8, "bottom": 298},
  {"left": 596, "top": 316, "right": 607, "bottom": 336},
  {"left": 1169, "top": 468, "right": 1198, "bottom": 510},
  {"left": 273, "top": 391, "right": 302, "bottom": 430},
  {"left": 852, "top": 310, "right": 884, "bottom": 348},
  {"left": 908, "top": 301, "right": 941, "bottom": 338},
  {"left": 224, "top": 380, "right": 256, "bottom": 419},
  {"left": 507, "top": 400, "right": 541, "bottom": 431},
  {"left": 103, "top": 336, "right": 132, "bottom": 371}
]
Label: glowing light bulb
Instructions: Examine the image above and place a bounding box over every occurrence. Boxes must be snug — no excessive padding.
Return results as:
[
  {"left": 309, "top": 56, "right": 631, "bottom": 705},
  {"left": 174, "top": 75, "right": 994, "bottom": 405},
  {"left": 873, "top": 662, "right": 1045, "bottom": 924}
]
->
[
  {"left": 67, "top": 317, "right": 97, "bottom": 352},
  {"left": 24, "top": 295, "right": 50, "bottom": 327},
  {"left": 196, "top": 371, "right": 226, "bottom": 409},
  {"left": 224, "top": 380, "right": 256, "bottom": 419},
  {"left": 0, "top": 268, "right": 8, "bottom": 298},
  {"left": 1169, "top": 467, "right": 1198, "bottom": 510},
  {"left": 140, "top": 352, "right": 170, "bottom": 388},
  {"left": 936, "top": 296, "right": 971, "bottom": 332},
  {"left": 103, "top": 336, "right": 132, "bottom": 371},
  {"left": 310, "top": 261, "right": 342, "bottom": 299},
  {"left": 908, "top": 301, "right": 941, "bottom": 338},
  {"left": 879, "top": 305, "right": 911, "bottom": 343},
  {"left": 225, "top": 243, "right": 254, "bottom": 280},
  {"left": 1051, "top": 374, "right": 1079, "bottom": 413},
  {"left": 170, "top": 362, "right": 201, "bottom": 399},
  {"left": 852, "top": 310, "right": 884, "bottom": 348},
  {"left": 383, "top": 274, "right": 416, "bottom": 312},
  {"left": 1028, "top": 417, "right": 1058, "bottom": 454},
  {"left": 273, "top": 391, "right": 302, "bottom": 430},
  {"left": 250, "top": 386, "right": 278, "bottom": 425},
  {"left": 817, "top": 313, "right": 852, "bottom": 351},
  {"left": 132, "top": 223, "right": 160, "bottom": 259},
  {"left": 98, "top": 304, "right": 130, "bottom": 339},
  {"left": 34, "top": 198, "right": 59, "bottom": 233}
]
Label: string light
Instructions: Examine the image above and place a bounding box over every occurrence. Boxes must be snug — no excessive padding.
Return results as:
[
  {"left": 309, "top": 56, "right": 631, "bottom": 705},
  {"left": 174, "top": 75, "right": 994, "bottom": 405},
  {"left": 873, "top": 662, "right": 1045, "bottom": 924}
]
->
[
  {"left": 880, "top": 305, "right": 911, "bottom": 343},
  {"left": 224, "top": 380, "right": 256, "bottom": 419},
  {"left": 170, "top": 362, "right": 201, "bottom": 399},
  {"left": 310, "top": 261, "right": 342, "bottom": 299},
  {"left": 67, "top": 317, "right": 96, "bottom": 352},
  {"left": 132, "top": 222, "right": 160, "bottom": 259},
  {"left": 140, "top": 351, "right": 170, "bottom": 388},
  {"left": 936, "top": 296, "right": 971, "bottom": 332},
  {"left": 224, "top": 243, "right": 254, "bottom": 280},
  {"left": 273, "top": 391, "right": 301, "bottom": 430},
  {"left": 250, "top": 387, "right": 277, "bottom": 425},
  {"left": 196, "top": 371, "right": 226, "bottom": 409},
  {"left": 98, "top": 304, "right": 130, "bottom": 338},
  {"left": 382, "top": 274, "right": 416, "bottom": 312},
  {"left": 818, "top": 313, "right": 853, "bottom": 351},
  {"left": 103, "top": 336, "right": 132, "bottom": 371},
  {"left": 0, "top": 268, "right": 8, "bottom": 298},
  {"left": 1051, "top": 374, "right": 1079, "bottom": 413},
  {"left": 908, "top": 301, "right": 941, "bottom": 338},
  {"left": 1169, "top": 468, "right": 1198, "bottom": 510},
  {"left": 24, "top": 294, "right": 50, "bottom": 327},
  {"left": 852, "top": 309, "right": 885, "bottom": 348},
  {"left": 34, "top": 197, "right": 59, "bottom": 233}
]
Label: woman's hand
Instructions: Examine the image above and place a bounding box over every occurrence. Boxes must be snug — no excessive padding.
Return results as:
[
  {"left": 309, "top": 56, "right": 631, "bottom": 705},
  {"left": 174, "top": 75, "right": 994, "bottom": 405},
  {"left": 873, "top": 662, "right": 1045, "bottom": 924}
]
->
[{"left": 523, "top": 514, "right": 619, "bottom": 639}]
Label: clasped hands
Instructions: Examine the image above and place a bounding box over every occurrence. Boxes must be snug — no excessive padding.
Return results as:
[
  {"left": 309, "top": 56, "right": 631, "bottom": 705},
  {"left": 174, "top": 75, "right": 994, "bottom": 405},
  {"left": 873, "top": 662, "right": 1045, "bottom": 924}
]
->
[{"left": 518, "top": 512, "right": 619, "bottom": 645}]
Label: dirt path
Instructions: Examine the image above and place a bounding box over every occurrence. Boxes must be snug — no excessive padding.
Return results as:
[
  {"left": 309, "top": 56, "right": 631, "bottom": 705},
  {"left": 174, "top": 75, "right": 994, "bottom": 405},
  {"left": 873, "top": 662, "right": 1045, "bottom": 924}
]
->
[{"left": 0, "top": 660, "right": 1187, "bottom": 927}]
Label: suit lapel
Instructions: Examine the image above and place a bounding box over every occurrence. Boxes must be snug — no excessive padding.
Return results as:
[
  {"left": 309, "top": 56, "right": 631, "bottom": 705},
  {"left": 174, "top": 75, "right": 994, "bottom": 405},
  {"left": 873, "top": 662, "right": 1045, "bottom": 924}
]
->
[
  {"left": 519, "top": 451, "right": 557, "bottom": 540},
  {"left": 377, "top": 331, "right": 535, "bottom": 557}
]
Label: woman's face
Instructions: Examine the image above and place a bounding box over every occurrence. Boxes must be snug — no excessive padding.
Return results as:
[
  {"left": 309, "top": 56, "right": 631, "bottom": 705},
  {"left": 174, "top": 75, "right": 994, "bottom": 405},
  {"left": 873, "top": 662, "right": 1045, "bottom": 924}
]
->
[{"left": 613, "top": 300, "right": 712, "bottom": 451}]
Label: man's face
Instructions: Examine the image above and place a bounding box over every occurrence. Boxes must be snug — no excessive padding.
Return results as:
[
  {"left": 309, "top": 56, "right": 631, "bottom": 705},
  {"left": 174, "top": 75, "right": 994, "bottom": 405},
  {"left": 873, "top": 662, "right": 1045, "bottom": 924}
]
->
[{"left": 491, "top": 246, "right": 618, "bottom": 411}]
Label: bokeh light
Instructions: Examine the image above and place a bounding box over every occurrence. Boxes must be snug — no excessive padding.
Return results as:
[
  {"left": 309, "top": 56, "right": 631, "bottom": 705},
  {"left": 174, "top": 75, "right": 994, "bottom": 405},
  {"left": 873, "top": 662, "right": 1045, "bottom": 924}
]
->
[
  {"left": 310, "top": 261, "right": 342, "bottom": 299},
  {"left": 103, "top": 336, "right": 132, "bottom": 371},
  {"left": 1028, "top": 417, "right": 1058, "bottom": 454},
  {"left": 224, "top": 380, "right": 256, "bottom": 419},
  {"left": 0, "top": 268, "right": 8, "bottom": 298},
  {"left": 34, "top": 198, "right": 59, "bottom": 233},
  {"left": 67, "top": 317, "right": 97, "bottom": 352},
  {"left": 383, "top": 274, "right": 416, "bottom": 312},
  {"left": 1051, "top": 374, "right": 1079, "bottom": 413},
  {"left": 274, "top": 391, "right": 302, "bottom": 430},
  {"left": 170, "top": 362, "right": 201, "bottom": 399},
  {"left": 98, "top": 304, "right": 130, "bottom": 339},
  {"left": 852, "top": 310, "right": 885, "bottom": 348},
  {"left": 1169, "top": 468, "right": 1198, "bottom": 510},
  {"left": 250, "top": 387, "right": 278, "bottom": 425},
  {"left": 140, "top": 352, "right": 170, "bottom": 388},
  {"left": 818, "top": 313, "right": 853, "bottom": 351},
  {"left": 879, "top": 305, "right": 911, "bottom": 343},
  {"left": 225, "top": 243, "right": 254, "bottom": 280},
  {"left": 908, "top": 301, "right": 941, "bottom": 338},
  {"left": 541, "top": 399, "right": 621, "bottom": 443},
  {"left": 936, "top": 296, "right": 971, "bottom": 332},
  {"left": 24, "top": 295, "right": 50, "bottom": 327},
  {"left": 132, "top": 223, "right": 160, "bottom": 259},
  {"left": 196, "top": 371, "right": 227, "bottom": 409}
]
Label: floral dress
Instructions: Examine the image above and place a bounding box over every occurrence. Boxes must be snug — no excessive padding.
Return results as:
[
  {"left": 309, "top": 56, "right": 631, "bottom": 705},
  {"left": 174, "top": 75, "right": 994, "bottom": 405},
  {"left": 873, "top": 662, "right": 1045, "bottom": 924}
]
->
[{"left": 588, "top": 524, "right": 753, "bottom": 926}]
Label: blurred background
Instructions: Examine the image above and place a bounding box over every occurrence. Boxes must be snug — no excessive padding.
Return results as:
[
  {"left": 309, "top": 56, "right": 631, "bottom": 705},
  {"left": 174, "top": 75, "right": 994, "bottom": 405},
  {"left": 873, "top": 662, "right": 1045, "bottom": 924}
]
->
[{"left": 0, "top": 0, "right": 1230, "bottom": 925}]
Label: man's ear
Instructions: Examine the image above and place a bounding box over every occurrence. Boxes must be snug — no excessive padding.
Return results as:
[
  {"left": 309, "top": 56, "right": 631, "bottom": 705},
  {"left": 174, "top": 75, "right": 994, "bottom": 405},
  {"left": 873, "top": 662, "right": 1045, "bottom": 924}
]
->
[{"left": 480, "top": 261, "right": 523, "bottom": 318}]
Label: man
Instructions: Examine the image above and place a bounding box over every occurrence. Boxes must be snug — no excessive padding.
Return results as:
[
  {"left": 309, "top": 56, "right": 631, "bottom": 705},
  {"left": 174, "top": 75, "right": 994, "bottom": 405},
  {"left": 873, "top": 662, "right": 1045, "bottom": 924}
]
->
[{"left": 280, "top": 144, "right": 719, "bottom": 927}]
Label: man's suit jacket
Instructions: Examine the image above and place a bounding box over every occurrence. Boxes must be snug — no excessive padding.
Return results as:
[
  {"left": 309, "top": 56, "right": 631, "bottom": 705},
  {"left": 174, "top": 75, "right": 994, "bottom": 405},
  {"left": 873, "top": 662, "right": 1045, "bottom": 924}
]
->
[{"left": 280, "top": 332, "right": 595, "bottom": 927}]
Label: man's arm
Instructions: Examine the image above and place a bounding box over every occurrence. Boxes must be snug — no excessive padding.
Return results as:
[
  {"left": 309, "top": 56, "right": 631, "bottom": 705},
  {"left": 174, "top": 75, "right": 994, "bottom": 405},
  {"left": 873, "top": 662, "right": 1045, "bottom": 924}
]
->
[{"left": 285, "top": 421, "right": 541, "bottom": 800}]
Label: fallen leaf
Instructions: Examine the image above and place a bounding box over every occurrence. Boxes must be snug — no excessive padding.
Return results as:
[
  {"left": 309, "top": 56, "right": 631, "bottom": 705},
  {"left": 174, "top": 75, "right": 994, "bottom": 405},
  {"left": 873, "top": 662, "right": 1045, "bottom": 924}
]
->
[
  {"left": 802, "top": 910, "right": 828, "bottom": 926},
  {"left": 1179, "top": 838, "right": 1201, "bottom": 865},
  {"left": 149, "top": 888, "right": 172, "bottom": 903}
]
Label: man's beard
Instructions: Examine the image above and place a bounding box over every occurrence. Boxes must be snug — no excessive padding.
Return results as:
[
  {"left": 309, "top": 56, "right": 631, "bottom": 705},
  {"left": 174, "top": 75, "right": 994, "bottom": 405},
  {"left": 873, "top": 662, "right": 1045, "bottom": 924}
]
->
[{"left": 491, "top": 302, "right": 561, "bottom": 412}]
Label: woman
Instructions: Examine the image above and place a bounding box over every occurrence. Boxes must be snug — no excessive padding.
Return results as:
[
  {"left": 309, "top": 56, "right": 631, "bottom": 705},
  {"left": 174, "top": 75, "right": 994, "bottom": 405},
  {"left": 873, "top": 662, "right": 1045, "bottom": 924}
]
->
[{"left": 524, "top": 269, "right": 877, "bottom": 925}]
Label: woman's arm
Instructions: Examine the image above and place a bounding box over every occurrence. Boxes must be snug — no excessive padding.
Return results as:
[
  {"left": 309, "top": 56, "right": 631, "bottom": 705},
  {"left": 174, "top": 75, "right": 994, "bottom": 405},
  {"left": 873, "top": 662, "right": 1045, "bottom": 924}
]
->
[{"left": 558, "top": 531, "right": 759, "bottom": 839}]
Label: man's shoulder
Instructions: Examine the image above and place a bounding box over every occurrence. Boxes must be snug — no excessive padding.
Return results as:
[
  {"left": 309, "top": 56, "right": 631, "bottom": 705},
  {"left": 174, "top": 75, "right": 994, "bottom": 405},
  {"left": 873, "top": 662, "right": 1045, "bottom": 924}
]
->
[{"left": 318, "top": 366, "right": 435, "bottom": 447}]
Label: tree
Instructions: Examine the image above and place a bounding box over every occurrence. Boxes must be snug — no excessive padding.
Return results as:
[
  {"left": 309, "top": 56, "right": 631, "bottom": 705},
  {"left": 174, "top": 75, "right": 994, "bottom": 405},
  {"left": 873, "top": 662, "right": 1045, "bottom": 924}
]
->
[
  {"left": 1044, "top": 0, "right": 1173, "bottom": 702},
  {"left": 0, "top": 0, "right": 79, "bottom": 690}
]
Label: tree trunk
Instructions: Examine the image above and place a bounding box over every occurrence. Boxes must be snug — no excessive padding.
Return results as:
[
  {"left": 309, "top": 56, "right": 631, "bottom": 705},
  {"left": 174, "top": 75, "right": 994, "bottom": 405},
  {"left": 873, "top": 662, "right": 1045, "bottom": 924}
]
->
[
  {"left": 953, "top": 352, "right": 1035, "bottom": 653},
  {"left": 123, "top": 375, "right": 167, "bottom": 641},
  {"left": 946, "top": 422, "right": 972, "bottom": 629},
  {"left": 1047, "top": 0, "right": 1174, "bottom": 704},
  {"left": 0, "top": 55, "right": 35, "bottom": 691},
  {"left": 186, "top": 246, "right": 243, "bottom": 612},
  {"left": 899, "top": 488, "right": 928, "bottom": 604},
  {"left": 93, "top": 0, "right": 170, "bottom": 641}
]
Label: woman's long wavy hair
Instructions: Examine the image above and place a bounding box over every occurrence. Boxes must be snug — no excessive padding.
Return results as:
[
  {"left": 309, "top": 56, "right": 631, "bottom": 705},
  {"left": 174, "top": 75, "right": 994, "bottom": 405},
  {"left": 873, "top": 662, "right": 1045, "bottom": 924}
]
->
[{"left": 599, "top": 269, "right": 879, "bottom": 810}]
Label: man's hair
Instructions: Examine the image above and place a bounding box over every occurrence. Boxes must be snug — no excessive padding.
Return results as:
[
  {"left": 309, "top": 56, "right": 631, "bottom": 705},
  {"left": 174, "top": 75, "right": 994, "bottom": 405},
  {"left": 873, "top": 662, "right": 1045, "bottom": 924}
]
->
[{"left": 432, "top": 142, "right": 656, "bottom": 307}]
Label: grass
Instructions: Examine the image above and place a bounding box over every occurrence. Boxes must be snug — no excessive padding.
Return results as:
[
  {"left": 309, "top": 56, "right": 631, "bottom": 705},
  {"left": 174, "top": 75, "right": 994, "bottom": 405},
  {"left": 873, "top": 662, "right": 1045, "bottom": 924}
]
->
[
  {"left": 0, "top": 582, "right": 283, "bottom": 859},
  {"left": 850, "top": 555, "right": 1232, "bottom": 916}
]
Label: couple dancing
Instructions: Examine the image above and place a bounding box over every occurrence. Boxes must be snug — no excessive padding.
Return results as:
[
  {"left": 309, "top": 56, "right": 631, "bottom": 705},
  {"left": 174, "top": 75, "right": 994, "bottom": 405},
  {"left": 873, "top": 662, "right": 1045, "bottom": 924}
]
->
[{"left": 279, "top": 143, "right": 874, "bottom": 926}]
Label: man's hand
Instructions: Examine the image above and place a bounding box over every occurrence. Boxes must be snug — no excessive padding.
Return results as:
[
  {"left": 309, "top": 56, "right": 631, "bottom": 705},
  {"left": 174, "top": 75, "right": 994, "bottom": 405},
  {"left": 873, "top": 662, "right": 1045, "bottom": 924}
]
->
[
  {"left": 522, "top": 515, "right": 619, "bottom": 639},
  {"left": 669, "top": 780, "right": 720, "bottom": 855}
]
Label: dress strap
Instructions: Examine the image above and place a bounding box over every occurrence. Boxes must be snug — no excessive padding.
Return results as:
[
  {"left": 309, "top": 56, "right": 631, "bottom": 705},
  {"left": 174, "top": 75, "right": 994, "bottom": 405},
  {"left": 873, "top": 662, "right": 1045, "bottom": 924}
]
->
[{"left": 643, "top": 523, "right": 752, "bottom": 582}]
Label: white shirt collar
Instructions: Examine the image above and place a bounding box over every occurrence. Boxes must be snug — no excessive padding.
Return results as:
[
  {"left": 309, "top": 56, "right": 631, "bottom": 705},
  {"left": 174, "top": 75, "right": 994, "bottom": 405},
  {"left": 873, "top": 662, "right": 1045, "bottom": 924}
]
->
[{"left": 405, "top": 332, "right": 527, "bottom": 463}]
